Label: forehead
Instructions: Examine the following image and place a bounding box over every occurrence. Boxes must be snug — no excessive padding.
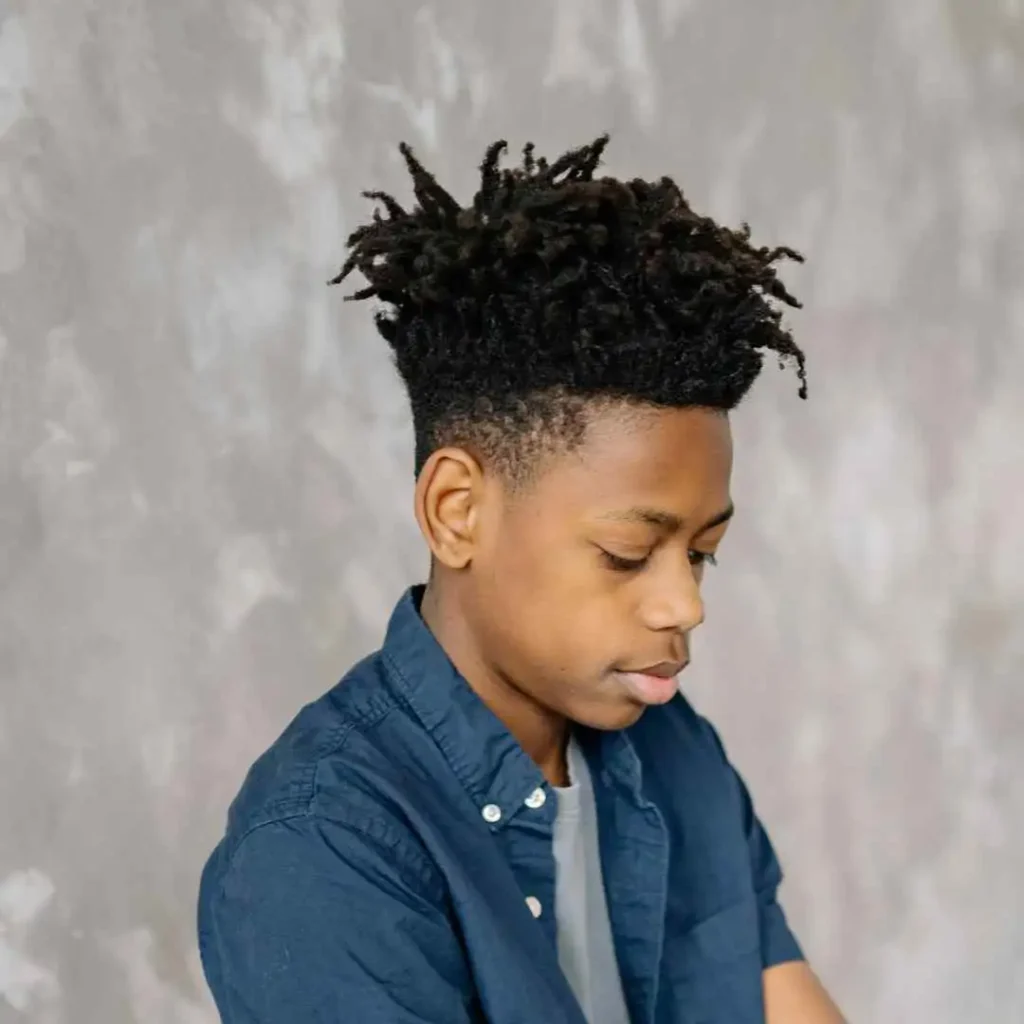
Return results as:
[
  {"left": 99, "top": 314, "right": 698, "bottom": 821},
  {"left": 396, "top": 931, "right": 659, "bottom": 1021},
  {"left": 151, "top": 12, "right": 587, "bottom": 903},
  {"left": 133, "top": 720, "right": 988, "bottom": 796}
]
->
[{"left": 521, "top": 404, "right": 733, "bottom": 516}]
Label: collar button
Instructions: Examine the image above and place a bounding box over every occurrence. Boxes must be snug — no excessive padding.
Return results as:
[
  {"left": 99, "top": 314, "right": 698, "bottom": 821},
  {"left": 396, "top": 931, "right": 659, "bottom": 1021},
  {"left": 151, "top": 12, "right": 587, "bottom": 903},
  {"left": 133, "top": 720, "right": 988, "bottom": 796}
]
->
[{"left": 524, "top": 787, "right": 547, "bottom": 810}]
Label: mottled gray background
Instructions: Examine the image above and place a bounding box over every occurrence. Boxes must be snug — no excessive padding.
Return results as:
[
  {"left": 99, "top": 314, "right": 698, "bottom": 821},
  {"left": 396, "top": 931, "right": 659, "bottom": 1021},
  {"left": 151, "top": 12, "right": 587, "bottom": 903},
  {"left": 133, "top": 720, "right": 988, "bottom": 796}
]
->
[{"left": 1, "top": 0, "right": 1022, "bottom": 1021}]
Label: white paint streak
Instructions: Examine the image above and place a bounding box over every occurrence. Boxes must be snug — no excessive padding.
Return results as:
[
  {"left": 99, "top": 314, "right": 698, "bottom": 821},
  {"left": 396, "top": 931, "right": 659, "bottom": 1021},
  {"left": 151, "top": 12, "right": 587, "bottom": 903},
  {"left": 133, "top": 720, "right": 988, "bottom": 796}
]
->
[
  {"left": 181, "top": 240, "right": 291, "bottom": 374},
  {"left": 0, "top": 870, "right": 54, "bottom": 926},
  {"left": 709, "top": 113, "right": 769, "bottom": 224},
  {"left": 0, "top": 15, "right": 31, "bottom": 275},
  {"left": 358, "top": 81, "right": 439, "bottom": 151},
  {"left": 0, "top": 939, "right": 58, "bottom": 1013},
  {"left": 0, "top": 173, "right": 27, "bottom": 275},
  {"left": 889, "top": 0, "right": 970, "bottom": 109},
  {"left": 544, "top": 0, "right": 613, "bottom": 92},
  {"left": 826, "top": 399, "right": 929, "bottom": 602},
  {"left": 0, "top": 870, "right": 58, "bottom": 1013},
  {"left": 815, "top": 118, "right": 898, "bottom": 308},
  {"left": 617, "top": 0, "right": 657, "bottom": 128},
  {"left": 24, "top": 326, "right": 115, "bottom": 490},
  {"left": 416, "top": 7, "right": 461, "bottom": 105},
  {"left": 178, "top": 231, "right": 291, "bottom": 435},
  {"left": 215, "top": 535, "right": 289, "bottom": 632},
  {"left": 957, "top": 135, "right": 1018, "bottom": 296},
  {"left": 65, "top": 459, "right": 95, "bottom": 478},
  {"left": 67, "top": 748, "right": 85, "bottom": 785},
  {"left": 0, "top": 15, "right": 31, "bottom": 138},
  {"left": 140, "top": 726, "right": 178, "bottom": 788},
  {"left": 223, "top": 0, "right": 345, "bottom": 182},
  {"left": 945, "top": 372, "right": 1024, "bottom": 601},
  {"left": 658, "top": 0, "right": 700, "bottom": 32},
  {"left": 106, "top": 929, "right": 213, "bottom": 1024}
]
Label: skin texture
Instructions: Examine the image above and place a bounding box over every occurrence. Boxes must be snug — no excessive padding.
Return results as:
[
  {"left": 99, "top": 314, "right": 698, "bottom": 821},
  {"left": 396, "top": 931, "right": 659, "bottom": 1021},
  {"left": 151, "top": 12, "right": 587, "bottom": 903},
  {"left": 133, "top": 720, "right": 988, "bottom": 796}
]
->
[
  {"left": 417, "top": 403, "right": 734, "bottom": 784},
  {"left": 764, "top": 962, "right": 846, "bottom": 1023},
  {"left": 416, "top": 400, "right": 846, "bottom": 1022}
]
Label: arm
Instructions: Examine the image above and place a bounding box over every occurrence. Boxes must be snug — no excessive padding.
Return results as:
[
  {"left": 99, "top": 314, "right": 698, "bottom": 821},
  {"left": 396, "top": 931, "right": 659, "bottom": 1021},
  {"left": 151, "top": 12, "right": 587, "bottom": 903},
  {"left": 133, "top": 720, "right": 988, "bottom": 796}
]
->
[
  {"left": 743, "top": 783, "right": 846, "bottom": 1022},
  {"left": 763, "top": 961, "right": 846, "bottom": 1023},
  {"left": 701, "top": 717, "right": 845, "bottom": 1023},
  {"left": 200, "top": 815, "right": 476, "bottom": 1023}
]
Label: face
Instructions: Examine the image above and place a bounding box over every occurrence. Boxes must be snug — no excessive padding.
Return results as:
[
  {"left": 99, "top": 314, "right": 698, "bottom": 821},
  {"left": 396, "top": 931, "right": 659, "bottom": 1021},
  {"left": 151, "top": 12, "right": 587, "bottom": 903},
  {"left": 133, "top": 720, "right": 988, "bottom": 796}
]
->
[{"left": 416, "top": 403, "right": 734, "bottom": 732}]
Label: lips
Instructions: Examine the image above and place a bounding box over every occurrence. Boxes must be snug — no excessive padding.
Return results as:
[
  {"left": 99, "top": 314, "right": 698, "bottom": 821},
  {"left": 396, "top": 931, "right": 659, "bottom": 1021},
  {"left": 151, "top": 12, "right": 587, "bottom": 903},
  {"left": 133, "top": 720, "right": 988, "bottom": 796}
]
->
[
  {"left": 627, "top": 660, "right": 687, "bottom": 679},
  {"left": 613, "top": 660, "right": 687, "bottom": 706}
]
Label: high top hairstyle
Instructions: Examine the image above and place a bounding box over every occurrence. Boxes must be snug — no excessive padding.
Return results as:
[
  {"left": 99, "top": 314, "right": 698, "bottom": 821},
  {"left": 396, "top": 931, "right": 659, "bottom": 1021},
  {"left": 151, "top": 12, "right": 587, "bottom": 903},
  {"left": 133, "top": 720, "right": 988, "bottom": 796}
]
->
[{"left": 331, "top": 135, "right": 807, "bottom": 480}]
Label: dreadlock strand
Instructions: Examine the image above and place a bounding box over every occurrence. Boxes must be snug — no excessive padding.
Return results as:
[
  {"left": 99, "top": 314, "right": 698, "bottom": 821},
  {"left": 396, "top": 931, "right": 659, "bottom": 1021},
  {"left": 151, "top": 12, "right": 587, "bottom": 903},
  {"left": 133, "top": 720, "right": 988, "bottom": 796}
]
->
[
  {"left": 330, "top": 134, "right": 809, "bottom": 476},
  {"left": 399, "top": 142, "right": 460, "bottom": 221},
  {"left": 362, "top": 190, "right": 407, "bottom": 221},
  {"left": 476, "top": 139, "right": 508, "bottom": 213}
]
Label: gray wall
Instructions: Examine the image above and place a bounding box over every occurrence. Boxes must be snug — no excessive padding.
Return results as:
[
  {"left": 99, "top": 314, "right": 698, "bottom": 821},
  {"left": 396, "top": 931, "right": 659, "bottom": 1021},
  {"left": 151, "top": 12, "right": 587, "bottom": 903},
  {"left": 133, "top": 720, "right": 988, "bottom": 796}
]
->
[{"left": 2, "top": 1, "right": 1022, "bottom": 1020}]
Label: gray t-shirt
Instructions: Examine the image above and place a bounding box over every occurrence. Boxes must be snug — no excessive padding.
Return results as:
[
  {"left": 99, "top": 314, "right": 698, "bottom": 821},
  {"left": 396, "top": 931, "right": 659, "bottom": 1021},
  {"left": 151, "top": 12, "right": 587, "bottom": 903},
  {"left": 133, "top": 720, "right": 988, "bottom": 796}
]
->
[{"left": 553, "top": 738, "right": 632, "bottom": 1024}]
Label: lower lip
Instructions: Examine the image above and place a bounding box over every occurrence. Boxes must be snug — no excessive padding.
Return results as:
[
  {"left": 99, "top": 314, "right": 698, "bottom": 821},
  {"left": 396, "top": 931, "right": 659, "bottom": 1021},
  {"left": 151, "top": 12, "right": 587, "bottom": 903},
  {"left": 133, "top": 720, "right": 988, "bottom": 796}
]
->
[{"left": 614, "top": 671, "right": 680, "bottom": 706}]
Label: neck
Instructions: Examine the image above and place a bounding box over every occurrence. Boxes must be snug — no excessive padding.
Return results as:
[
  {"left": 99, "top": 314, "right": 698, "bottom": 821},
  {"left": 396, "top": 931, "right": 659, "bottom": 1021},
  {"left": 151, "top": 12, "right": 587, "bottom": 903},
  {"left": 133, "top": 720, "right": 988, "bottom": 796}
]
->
[{"left": 419, "top": 580, "right": 570, "bottom": 786}]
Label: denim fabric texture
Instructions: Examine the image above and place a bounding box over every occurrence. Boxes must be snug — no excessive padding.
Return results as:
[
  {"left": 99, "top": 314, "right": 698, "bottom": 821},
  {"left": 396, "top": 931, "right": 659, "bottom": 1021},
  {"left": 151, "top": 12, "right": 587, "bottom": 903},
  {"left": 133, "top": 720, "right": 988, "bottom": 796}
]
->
[{"left": 198, "top": 586, "right": 802, "bottom": 1023}]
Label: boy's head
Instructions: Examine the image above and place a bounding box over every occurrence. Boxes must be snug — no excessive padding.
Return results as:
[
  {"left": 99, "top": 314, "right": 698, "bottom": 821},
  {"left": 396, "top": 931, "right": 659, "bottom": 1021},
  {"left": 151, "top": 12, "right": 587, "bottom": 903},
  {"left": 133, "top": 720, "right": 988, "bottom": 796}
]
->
[{"left": 332, "top": 136, "right": 806, "bottom": 732}]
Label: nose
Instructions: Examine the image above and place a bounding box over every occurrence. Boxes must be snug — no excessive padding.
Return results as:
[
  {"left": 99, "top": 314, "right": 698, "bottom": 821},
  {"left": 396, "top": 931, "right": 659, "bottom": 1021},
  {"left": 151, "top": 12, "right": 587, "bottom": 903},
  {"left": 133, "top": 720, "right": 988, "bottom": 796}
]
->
[{"left": 638, "top": 566, "right": 705, "bottom": 634}]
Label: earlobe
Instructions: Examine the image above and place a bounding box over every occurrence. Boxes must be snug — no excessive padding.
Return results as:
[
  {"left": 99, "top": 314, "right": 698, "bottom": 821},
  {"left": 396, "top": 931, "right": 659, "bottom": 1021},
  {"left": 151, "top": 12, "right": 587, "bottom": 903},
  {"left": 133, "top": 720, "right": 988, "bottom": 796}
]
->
[{"left": 414, "top": 448, "right": 482, "bottom": 570}]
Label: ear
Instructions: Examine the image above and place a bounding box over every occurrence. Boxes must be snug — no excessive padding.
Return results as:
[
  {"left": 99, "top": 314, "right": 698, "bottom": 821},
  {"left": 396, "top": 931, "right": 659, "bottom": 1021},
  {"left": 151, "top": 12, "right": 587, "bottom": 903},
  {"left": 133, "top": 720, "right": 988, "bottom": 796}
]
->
[{"left": 414, "top": 447, "right": 485, "bottom": 570}]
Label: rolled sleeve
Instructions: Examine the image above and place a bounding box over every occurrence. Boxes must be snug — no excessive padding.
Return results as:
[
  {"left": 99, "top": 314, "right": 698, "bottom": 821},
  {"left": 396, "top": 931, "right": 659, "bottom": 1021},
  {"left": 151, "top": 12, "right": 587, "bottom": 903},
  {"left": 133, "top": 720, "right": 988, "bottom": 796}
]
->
[
  {"left": 699, "top": 717, "right": 805, "bottom": 970},
  {"left": 199, "top": 815, "right": 475, "bottom": 1023},
  {"left": 756, "top": 894, "right": 804, "bottom": 968},
  {"left": 741, "top": 784, "right": 804, "bottom": 968}
]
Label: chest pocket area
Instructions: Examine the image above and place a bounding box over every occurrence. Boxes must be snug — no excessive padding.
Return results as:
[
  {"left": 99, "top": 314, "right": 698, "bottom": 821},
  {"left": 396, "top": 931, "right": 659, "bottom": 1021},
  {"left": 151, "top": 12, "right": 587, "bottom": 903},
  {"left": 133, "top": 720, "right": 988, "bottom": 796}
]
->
[{"left": 660, "top": 899, "right": 764, "bottom": 1023}]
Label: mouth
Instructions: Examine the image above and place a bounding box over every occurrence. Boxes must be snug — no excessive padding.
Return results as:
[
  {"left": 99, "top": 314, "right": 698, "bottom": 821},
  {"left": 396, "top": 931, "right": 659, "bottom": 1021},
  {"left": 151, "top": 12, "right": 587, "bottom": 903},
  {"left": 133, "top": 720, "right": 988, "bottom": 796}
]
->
[
  {"left": 613, "top": 660, "right": 688, "bottom": 706},
  {"left": 626, "top": 660, "right": 688, "bottom": 679}
]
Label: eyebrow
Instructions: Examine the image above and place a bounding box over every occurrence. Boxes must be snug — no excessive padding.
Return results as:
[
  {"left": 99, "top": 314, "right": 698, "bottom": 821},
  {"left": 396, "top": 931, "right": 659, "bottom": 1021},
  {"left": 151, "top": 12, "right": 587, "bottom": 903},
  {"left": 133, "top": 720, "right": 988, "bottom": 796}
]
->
[{"left": 597, "top": 502, "right": 735, "bottom": 534}]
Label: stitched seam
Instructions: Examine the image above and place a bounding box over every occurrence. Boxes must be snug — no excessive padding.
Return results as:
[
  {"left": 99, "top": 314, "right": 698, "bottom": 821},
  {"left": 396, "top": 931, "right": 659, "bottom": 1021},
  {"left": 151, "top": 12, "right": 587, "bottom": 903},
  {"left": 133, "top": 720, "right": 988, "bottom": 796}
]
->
[
  {"left": 381, "top": 650, "right": 487, "bottom": 810},
  {"left": 222, "top": 800, "right": 445, "bottom": 902}
]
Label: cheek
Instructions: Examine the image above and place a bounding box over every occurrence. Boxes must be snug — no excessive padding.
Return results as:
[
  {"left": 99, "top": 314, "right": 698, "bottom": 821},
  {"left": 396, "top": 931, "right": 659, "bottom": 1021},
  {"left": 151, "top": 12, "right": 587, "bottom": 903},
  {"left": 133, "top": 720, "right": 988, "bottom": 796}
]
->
[
  {"left": 484, "top": 517, "right": 584, "bottom": 604},
  {"left": 477, "top": 527, "right": 625, "bottom": 669}
]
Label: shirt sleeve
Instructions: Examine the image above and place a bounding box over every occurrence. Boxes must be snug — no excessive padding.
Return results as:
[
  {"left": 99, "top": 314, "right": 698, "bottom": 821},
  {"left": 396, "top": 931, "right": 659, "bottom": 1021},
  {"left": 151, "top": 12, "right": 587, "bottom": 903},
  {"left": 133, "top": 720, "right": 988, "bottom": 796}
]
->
[
  {"left": 200, "top": 814, "right": 477, "bottom": 1023},
  {"left": 740, "top": 780, "right": 805, "bottom": 969},
  {"left": 700, "top": 717, "right": 805, "bottom": 970}
]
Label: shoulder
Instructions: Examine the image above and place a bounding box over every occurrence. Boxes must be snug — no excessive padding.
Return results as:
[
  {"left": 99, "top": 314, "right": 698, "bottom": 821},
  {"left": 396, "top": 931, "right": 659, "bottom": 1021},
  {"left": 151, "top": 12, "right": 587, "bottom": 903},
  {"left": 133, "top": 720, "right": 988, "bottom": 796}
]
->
[
  {"left": 207, "top": 651, "right": 442, "bottom": 894},
  {"left": 628, "top": 693, "right": 755, "bottom": 842},
  {"left": 630, "top": 693, "right": 794, "bottom": 902}
]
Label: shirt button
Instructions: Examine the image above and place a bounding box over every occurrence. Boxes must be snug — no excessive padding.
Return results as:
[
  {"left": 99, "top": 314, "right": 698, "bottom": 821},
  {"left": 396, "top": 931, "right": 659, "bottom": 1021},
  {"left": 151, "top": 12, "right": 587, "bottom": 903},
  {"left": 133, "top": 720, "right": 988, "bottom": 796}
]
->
[
  {"left": 481, "top": 803, "right": 502, "bottom": 824},
  {"left": 525, "top": 896, "right": 542, "bottom": 918},
  {"left": 524, "top": 787, "right": 546, "bottom": 810}
]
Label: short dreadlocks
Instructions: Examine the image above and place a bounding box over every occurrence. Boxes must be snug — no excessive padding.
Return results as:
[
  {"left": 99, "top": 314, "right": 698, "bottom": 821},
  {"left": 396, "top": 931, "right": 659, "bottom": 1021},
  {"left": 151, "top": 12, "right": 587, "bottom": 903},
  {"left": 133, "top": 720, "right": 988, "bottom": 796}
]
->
[{"left": 330, "top": 134, "right": 807, "bottom": 481}]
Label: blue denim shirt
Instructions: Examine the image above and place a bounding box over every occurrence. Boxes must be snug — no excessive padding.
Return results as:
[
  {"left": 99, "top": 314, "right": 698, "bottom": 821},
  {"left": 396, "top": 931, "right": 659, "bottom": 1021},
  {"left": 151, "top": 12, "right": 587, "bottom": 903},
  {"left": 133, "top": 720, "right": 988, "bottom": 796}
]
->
[{"left": 198, "top": 586, "right": 802, "bottom": 1023}]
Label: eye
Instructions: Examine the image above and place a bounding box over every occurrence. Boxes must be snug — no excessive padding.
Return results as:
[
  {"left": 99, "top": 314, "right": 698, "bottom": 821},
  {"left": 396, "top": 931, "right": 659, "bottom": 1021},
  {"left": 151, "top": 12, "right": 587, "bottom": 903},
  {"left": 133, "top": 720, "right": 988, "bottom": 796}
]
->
[
  {"left": 689, "top": 550, "right": 718, "bottom": 569},
  {"left": 600, "top": 550, "right": 650, "bottom": 573}
]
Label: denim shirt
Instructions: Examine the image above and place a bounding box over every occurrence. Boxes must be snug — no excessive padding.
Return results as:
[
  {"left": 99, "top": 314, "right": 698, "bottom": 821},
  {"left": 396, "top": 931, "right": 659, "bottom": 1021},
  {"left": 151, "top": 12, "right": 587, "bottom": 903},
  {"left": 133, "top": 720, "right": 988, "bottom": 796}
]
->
[{"left": 198, "top": 587, "right": 803, "bottom": 1023}]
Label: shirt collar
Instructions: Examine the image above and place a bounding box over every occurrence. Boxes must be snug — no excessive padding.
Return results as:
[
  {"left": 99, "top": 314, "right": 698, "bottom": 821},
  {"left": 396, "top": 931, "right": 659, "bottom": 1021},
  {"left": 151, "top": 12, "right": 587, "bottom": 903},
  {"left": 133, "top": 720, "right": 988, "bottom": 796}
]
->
[{"left": 380, "top": 586, "right": 550, "bottom": 831}]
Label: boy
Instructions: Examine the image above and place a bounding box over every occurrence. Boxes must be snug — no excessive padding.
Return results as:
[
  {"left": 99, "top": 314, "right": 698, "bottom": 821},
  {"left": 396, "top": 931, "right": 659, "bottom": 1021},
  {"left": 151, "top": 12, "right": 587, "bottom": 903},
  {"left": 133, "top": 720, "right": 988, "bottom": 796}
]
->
[{"left": 198, "top": 136, "right": 844, "bottom": 1023}]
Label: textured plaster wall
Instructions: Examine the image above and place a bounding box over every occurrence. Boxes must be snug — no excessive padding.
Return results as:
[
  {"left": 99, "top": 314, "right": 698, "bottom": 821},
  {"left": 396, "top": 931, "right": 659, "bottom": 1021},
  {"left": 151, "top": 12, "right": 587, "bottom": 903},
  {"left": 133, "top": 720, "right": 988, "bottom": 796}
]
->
[{"left": 1, "top": 1, "right": 1022, "bottom": 1021}]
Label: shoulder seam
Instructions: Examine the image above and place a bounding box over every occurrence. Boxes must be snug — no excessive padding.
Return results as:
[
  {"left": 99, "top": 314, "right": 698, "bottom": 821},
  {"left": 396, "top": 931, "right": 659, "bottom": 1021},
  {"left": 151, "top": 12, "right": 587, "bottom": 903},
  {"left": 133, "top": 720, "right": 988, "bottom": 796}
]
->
[
  {"left": 225, "top": 781, "right": 445, "bottom": 901},
  {"left": 233, "top": 696, "right": 401, "bottom": 829}
]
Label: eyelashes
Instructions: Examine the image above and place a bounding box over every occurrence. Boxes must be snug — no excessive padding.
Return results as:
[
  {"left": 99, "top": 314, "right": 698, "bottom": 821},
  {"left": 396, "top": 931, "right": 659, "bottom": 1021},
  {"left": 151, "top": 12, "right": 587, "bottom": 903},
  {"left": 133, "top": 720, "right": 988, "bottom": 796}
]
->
[
  {"left": 600, "top": 550, "right": 718, "bottom": 574},
  {"left": 690, "top": 550, "right": 719, "bottom": 570},
  {"left": 601, "top": 551, "right": 650, "bottom": 572}
]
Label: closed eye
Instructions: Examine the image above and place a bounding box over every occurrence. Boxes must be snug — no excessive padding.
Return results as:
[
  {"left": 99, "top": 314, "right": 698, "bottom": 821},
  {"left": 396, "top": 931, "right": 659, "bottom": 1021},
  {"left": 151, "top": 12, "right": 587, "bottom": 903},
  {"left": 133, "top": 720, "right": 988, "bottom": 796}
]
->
[
  {"left": 600, "top": 549, "right": 719, "bottom": 574},
  {"left": 600, "top": 550, "right": 650, "bottom": 573}
]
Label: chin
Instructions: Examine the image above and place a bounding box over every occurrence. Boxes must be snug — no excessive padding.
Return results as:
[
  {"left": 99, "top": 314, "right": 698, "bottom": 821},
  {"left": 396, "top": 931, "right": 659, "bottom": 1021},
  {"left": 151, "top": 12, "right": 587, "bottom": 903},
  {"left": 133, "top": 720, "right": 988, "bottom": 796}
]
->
[{"left": 572, "top": 699, "right": 647, "bottom": 732}]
